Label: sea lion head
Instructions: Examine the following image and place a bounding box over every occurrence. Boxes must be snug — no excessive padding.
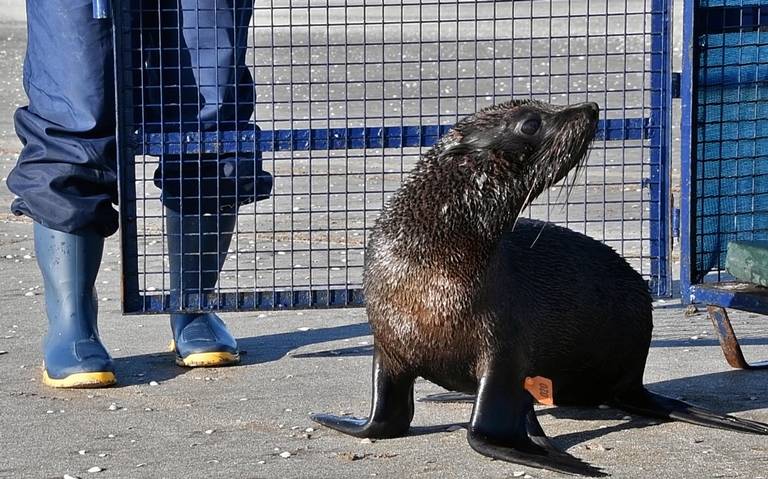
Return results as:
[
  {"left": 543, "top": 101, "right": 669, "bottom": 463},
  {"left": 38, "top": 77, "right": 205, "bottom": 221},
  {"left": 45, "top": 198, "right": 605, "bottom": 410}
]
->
[{"left": 437, "top": 99, "right": 599, "bottom": 212}]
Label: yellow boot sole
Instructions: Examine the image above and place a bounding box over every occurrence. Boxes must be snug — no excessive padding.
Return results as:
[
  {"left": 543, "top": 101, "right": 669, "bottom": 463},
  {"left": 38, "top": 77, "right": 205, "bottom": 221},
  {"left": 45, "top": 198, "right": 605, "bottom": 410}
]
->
[
  {"left": 176, "top": 351, "right": 240, "bottom": 368},
  {"left": 169, "top": 340, "right": 240, "bottom": 368},
  {"left": 42, "top": 369, "right": 116, "bottom": 389}
]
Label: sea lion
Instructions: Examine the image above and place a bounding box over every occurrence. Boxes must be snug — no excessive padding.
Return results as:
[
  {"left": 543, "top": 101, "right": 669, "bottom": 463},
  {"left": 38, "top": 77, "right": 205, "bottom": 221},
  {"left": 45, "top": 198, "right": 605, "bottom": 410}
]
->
[{"left": 311, "top": 99, "right": 768, "bottom": 476}]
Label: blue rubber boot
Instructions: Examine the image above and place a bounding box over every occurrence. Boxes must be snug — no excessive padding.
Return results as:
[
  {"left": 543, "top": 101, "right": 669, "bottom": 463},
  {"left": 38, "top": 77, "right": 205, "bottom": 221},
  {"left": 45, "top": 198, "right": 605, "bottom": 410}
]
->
[
  {"left": 34, "top": 223, "right": 115, "bottom": 388},
  {"left": 167, "top": 209, "right": 240, "bottom": 367}
]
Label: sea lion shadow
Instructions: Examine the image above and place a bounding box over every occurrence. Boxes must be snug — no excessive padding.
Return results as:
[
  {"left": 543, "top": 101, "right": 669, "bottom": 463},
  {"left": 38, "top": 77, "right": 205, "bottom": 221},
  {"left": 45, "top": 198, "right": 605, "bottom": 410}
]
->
[
  {"left": 237, "top": 322, "right": 372, "bottom": 365},
  {"left": 413, "top": 369, "right": 768, "bottom": 447},
  {"left": 403, "top": 417, "right": 656, "bottom": 451},
  {"left": 542, "top": 369, "right": 768, "bottom": 446},
  {"left": 547, "top": 417, "right": 658, "bottom": 451},
  {"left": 645, "top": 369, "right": 768, "bottom": 413}
]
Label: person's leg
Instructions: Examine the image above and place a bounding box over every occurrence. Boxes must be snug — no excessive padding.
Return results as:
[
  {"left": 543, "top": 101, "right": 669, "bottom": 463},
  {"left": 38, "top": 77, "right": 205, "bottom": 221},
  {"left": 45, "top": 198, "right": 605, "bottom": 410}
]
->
[
  {"left": 7, "top": 0, "right": 118, "bottom": 386},
  {"left": 156, "top": 0, "right": 272, "bottom": 366},
  {"left": 166, "top": 209, "right": 240, "bottom": 367}
]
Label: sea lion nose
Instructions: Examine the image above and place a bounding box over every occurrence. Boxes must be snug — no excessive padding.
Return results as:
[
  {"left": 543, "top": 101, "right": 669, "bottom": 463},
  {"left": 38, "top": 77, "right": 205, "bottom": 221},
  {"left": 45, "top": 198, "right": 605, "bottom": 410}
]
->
[{"left": 581, "top": 102, "right": 600, "bottom": 120}]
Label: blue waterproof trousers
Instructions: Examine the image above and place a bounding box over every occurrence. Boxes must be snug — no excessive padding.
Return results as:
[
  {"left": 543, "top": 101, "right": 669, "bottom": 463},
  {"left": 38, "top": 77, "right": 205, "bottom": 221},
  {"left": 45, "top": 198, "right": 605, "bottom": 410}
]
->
[{"left": 8, "top": 0, "right": 272, "bottom": 237}]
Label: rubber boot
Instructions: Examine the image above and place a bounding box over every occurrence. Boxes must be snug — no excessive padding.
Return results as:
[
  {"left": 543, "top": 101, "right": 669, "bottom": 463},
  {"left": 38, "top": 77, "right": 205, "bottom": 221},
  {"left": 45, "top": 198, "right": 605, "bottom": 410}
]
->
[
  {"left": 167, "top": 209, "right": 240, "bottom": 367},
  {"left": 34, "top": 223, "right": 116, "bottom": 388}
]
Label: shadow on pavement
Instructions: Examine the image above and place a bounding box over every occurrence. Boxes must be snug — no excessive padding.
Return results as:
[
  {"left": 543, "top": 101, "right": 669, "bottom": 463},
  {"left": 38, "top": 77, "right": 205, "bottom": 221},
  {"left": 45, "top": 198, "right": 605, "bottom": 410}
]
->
[
  {"left": 413, "top": 370, "right": 768, "bottom": 446},
  {"left": 112, "top": 350, "right": 186, "bottom": 387},
  {"left": 651, "top": 337, "right": 768, "bottom": 348},
  {"left": 111, "top": 322, "right": 372, "bottom": 386},
  {"left": 238, "top": 322, "right": 371, "bottom": 365}
]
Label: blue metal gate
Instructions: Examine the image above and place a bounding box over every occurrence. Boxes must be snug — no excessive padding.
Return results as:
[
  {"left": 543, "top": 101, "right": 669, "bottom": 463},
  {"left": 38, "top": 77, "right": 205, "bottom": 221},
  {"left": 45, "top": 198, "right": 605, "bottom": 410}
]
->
[
  {"left": 680, "top": 0, "right": 768, "bottom": 307},
  {"left": 113, "top": 0, "right": 673, "bottom": 314}
]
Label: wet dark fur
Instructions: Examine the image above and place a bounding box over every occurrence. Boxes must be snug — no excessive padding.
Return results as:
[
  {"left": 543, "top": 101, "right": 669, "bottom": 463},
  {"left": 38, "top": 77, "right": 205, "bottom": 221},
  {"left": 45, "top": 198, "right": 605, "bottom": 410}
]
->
[
  {"left": 365, "top": 100, "right": 605, "bottom": 390},
  {"left": 312, "top": 99, "right": 768, "bottom": 476},
  {"left": 369, "top": 217, "right": 652, "bottom": 403}
]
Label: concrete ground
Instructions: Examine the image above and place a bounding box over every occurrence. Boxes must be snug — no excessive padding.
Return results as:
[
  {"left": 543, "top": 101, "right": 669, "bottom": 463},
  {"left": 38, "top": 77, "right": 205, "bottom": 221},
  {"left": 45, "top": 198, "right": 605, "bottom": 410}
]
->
[{"left": 1, "top": 4, "right": 767, "bottom": 479}]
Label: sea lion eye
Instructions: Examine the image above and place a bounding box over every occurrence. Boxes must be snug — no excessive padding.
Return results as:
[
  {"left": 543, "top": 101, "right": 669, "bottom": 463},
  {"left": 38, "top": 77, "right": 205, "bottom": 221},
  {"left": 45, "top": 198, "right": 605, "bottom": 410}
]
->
[{"left": 520, "top": 118, "right": 541, "bottom": 136}]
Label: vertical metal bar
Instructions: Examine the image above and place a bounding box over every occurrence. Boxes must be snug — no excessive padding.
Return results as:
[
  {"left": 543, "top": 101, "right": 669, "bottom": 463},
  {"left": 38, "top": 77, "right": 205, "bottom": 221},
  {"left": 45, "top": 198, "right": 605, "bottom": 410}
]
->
[
  {"left": 648, "top": 0, "right": 673, "bottom": 296},
  {"left": 680, "top": 0, "right": 698, "bottom": 302},
  {"left": 113, "top": 0, "right": 140, "bottom": 313},
  {"left": 93, "top": 0, "right": 110, "bottom": 19}
]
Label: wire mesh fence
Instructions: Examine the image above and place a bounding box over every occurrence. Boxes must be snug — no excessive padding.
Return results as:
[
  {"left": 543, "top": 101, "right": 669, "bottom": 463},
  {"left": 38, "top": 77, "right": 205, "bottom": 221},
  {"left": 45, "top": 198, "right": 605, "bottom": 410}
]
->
[
  {"left": 682, "top": 0, "right": 768, "bottom": 292},
  {"left": 115, "top": 0, "right": 672, "bottom": 313}
]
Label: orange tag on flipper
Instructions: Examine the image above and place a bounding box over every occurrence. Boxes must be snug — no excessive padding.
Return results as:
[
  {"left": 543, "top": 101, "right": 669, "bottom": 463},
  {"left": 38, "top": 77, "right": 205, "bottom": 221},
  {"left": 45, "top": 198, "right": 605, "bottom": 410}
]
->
[{"left": 524, "top": 376, "right": 554, "bottom": 405}]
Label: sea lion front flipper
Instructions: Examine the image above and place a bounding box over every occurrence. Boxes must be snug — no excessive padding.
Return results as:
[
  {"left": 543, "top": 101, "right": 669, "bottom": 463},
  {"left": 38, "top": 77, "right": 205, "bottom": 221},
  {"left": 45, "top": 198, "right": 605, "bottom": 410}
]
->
[
  {"left": 311, "top": 348, "right": 415, "bottom": 439},
  {"left": 467, "top": 370, "right": 606, "bottom": 477}
]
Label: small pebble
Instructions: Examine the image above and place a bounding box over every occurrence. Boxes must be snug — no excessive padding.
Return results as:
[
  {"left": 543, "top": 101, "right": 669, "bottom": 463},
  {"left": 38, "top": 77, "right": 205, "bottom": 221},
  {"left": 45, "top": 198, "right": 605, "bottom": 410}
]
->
[
  {"left": 144, "top": 408, "right": 153, "bottom": 412},
  {"left": 205, "top": 429, "right": 214, "bottom": 435},
  {"left": 87, "top": 467, "right": 103, "bottom": 473},
  {"left": 749, "top": 396, "right": 758, "bottom": 401},
  {"left": 361, "top": 438, "right": 374, "bottom": 444},
  {"left": 279, "top": 451, "right": 292, "bottom": 458},
  {"left": 98, "top": 454, "right": 108, "bottom": 458},
  {"left": 598, "top": 404, "right": 610, "bottom": 409},
  {"left": 78, "top": 450, "right": 86, "bottom": 455},
  {"left": 513, "top": 472, "right": 526, "bottom": 478},
  {"left": 257, "top": 461, "right": 266, "bottom": 465},
  {"left": 0, "top": 351, "right": 7, "bottom": 355},
  {"left": 136, "top": 464, "right": 146, "bottom": 468},
  {"left": 108, "top": 403, "right": 118, "bottom": 411},
  {"left": 24, "top": 291, "right": 34, "bottom": 297},
  {"left": 149, "top": 381, "right": 159, "bottom": 386},
  {"left": 304, "top": 427, "right": 314, "bottom": 433},
  {"left": 63, "top": 475, "right": 81, "bottom": 479},
  {"left": 690, "top": 336, "right": 699, "bottom": 340},
  {"left": 585, "top": 443, "right": 612, "bottom": 451},
  {"left": 46, "top": 410, "right": 54, "bottom": 414},
  {"left": 107, "top": 434, "right": 115, "bottom": 439}
]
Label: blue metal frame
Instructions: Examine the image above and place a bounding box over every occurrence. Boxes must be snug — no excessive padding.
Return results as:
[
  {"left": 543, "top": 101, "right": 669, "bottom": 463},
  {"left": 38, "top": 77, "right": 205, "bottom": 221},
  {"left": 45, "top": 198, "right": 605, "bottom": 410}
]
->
[
  {"left": 649, "top": 0, "right": 674, "bottom": 296},
  {"left": 680, "top": 0, "right": 698, "bottom": 302},
  {"left": 680, "top": 0, "right": 768, "bottom": 310},
  {"left": 137, "top": 119, "right": 648, "bottom": 156},
  {"left": 114, "top": 1, "right": 675, "bottom": 314}
]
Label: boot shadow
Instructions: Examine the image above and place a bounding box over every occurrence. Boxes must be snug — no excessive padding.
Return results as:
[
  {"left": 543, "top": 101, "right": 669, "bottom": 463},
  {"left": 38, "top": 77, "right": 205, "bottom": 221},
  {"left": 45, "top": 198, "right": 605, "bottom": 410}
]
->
[{"left": 110, "top": 321, "right": 372, "bottom": 386}]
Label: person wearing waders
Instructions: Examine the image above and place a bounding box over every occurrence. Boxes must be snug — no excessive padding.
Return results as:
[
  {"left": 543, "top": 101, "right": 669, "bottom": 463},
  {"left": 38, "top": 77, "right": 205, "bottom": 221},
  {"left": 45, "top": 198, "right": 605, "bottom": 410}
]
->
[{"left": 7, "top": 0, "right": 272, "bottom": 388}]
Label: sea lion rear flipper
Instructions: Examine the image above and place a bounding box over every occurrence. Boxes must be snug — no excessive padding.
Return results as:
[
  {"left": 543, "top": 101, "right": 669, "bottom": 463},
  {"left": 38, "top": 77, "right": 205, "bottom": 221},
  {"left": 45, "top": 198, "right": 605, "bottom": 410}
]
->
[
  {"left": 311, "top": 349, "right": 415, "bottom": 439},
  {"left": 467, "top": 371, "right": 606, "bottom": 477},
  {"left": 612, "top": 388, "right": 768, "bottom": 435}
]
